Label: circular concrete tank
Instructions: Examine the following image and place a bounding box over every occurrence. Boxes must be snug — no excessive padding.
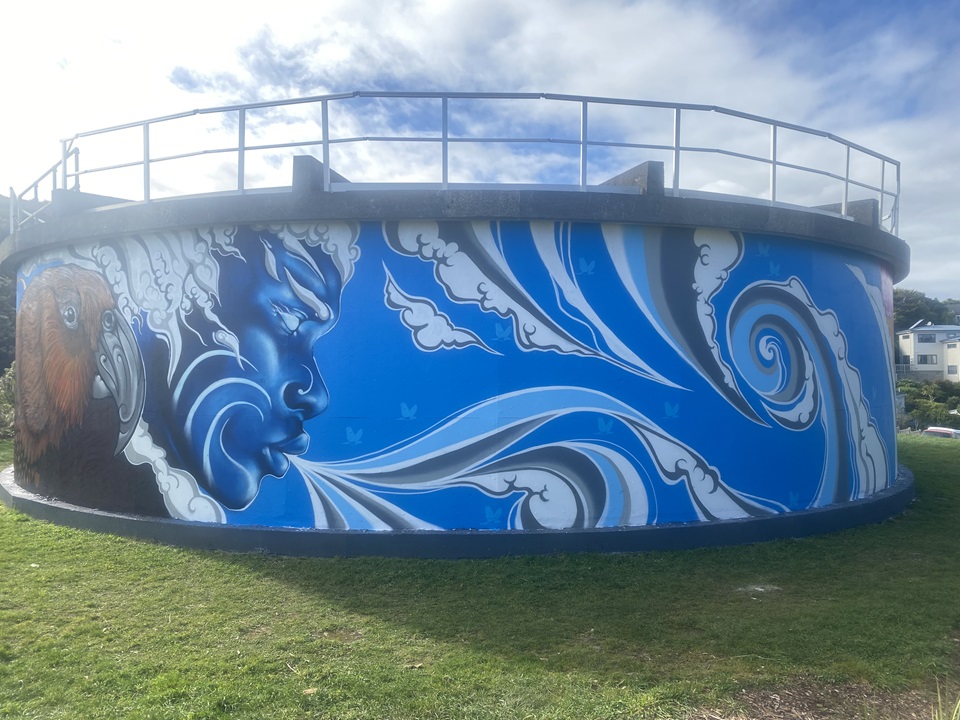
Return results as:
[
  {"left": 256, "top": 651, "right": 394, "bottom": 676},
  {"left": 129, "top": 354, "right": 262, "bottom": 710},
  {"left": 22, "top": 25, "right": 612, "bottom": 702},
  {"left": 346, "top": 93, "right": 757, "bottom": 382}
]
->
[{"left": 0, "top": 94, "right": 913, "bottom": 556}]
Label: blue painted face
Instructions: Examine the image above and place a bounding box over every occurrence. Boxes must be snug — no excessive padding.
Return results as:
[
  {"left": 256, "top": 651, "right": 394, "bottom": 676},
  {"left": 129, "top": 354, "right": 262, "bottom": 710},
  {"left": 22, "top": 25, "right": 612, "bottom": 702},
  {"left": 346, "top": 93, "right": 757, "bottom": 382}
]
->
[{"left": 161, "top": 227, "right": 342, "bottom": 508}]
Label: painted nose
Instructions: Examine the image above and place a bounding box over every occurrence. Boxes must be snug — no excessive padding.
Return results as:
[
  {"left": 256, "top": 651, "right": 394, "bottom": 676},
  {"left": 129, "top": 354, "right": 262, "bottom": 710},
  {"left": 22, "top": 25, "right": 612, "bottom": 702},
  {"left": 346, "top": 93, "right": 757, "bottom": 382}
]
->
[{"left": 283, "top": 362, "right": 329, "bottom": 418}]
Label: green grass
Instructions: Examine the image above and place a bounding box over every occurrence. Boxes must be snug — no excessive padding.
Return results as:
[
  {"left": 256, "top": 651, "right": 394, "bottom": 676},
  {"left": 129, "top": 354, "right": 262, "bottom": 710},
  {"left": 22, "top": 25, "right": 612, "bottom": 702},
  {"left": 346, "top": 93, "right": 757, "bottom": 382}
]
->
[{"left": 0, "top": 434, "right": 958, "bottom": 719}]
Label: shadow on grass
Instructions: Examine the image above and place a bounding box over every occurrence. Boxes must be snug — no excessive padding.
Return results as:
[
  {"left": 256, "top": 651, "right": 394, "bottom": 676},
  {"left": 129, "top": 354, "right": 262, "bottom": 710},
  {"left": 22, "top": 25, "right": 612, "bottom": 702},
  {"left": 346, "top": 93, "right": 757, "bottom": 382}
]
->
[{"left": 209, "top": 437, "right": 960, "bottom": 689}]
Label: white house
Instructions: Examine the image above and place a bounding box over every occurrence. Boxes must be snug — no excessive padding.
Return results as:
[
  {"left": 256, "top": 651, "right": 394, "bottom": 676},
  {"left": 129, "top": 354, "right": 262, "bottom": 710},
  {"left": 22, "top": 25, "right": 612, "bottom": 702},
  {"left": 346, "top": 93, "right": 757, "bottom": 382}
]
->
[{"left": 897, "top": 323, "right": 960, "bottom": 381}]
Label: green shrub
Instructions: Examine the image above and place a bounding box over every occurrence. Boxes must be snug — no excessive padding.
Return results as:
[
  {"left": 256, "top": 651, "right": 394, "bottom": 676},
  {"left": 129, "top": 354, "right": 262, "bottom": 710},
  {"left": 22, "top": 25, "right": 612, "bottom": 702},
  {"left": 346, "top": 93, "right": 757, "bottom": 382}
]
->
[{"left": 0, "top": 362, "right": 13, "bottom": 439}]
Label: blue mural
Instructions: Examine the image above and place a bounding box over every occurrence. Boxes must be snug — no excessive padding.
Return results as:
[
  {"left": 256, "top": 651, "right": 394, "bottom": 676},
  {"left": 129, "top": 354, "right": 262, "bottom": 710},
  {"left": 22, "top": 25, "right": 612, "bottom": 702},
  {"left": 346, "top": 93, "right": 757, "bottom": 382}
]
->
[{"left": 15, "top": 219, "right": 897, "bottom": 530}]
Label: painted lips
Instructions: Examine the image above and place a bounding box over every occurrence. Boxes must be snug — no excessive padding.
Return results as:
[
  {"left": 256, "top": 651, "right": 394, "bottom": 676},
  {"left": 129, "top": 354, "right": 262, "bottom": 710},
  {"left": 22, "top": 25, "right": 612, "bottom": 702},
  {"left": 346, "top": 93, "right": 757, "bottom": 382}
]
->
[
  {"left": 263, "top": 431, "right": 311, "bottom": 477},
  {"left": 276, "top": 432, "right": 310, "bottom": 455}
]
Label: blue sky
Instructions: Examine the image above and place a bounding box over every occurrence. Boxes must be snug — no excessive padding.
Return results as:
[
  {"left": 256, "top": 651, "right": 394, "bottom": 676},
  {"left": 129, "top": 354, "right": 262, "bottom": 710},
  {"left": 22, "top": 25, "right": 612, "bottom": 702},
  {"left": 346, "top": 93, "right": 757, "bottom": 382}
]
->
[{"left": 2, "top": 0, "right": 958, "bottom": 298}]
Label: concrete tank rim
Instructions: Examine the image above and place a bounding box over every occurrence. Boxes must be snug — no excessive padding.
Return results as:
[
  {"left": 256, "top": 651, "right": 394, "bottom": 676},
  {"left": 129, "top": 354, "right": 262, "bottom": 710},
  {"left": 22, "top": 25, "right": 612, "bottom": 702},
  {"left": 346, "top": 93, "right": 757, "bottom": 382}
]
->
[
  {"left": 0, "top": 464, "right": 917, "bottom": 558},
  {"left": 0, "top": 187, "right": 910, "bottom": 283}
]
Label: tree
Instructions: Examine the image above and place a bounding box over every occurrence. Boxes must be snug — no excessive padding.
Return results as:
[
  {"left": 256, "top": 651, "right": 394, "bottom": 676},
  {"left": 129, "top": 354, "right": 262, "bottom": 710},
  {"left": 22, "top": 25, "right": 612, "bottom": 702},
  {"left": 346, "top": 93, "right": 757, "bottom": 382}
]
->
[
  {"left": 0, "top": 273, "right": 14, "bottom": 372},
  {"left": 896, "top": 378, "right": 960, "bottom": 430},
  {"left": 893, "top": 288, "right": 954, "bottom": 330},
  {"left": 905, "top": 398, "right": 959, "bottom": 430},
  {"left": 0, "top": 195, "right": 13, "bottom": 373}
]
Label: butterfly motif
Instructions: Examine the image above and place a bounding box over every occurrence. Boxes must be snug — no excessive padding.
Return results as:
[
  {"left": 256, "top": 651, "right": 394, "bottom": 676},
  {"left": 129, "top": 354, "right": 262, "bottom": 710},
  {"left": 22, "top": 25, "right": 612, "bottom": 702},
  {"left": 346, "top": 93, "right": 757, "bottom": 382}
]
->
[
  {"left": 597, "top": 417, "right": 614, "bottom": 435},
  {"left": 484, "top": 506, "right": 503, "bottom": 526},
  {"left": 758, "top": 242, "right": 770, "bottom": 257},
  {"left": 345, "top": 426, "right": 363, "bottom": 445},
  {"left": 494, "top": 323, "right": 512, "bottom": 341},
  {"left": 400, "top": 402, "right": 418, "bottom": 420},
  {"left": 577, "top": 257, "right": 596, "bottom": 275},
  {"left": 769, "top": 261, "right": 781, "bottom": 276},
  {"left": 788, "top": 491, "right": 800, "bottom": 507},
  {"left": 663, "top": 402, "right": 680, "bottom": 419}
]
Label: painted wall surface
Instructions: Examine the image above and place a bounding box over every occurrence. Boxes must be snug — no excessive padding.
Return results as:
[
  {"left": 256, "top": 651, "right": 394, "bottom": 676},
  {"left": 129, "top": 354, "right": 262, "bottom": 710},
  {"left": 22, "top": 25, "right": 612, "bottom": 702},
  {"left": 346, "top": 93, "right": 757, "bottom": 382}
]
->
[{"left": 14, "top": 220, "right": 897, "bottom": 531}]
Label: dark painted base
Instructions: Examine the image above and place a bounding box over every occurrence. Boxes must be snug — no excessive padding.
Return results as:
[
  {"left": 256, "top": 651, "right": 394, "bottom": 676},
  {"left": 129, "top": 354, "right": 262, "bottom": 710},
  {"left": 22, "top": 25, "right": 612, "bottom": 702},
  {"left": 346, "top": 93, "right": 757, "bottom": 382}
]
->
[{"left": 0, "top": 466, "right": 915, "bottom": 558}]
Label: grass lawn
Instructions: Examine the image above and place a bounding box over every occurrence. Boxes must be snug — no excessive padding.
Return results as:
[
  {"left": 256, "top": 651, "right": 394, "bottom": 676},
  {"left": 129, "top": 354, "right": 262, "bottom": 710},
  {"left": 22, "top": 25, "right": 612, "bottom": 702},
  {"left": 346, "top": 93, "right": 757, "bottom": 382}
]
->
[{"left": 0, "top": 434, "right": 958, "bottom": 719}]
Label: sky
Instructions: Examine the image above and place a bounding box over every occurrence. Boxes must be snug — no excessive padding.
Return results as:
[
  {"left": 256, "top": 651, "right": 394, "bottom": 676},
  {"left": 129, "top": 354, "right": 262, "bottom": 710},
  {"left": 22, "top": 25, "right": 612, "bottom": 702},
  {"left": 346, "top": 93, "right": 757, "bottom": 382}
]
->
[{"left": 1, "top": 0, "right": 958, "bottom": 298}]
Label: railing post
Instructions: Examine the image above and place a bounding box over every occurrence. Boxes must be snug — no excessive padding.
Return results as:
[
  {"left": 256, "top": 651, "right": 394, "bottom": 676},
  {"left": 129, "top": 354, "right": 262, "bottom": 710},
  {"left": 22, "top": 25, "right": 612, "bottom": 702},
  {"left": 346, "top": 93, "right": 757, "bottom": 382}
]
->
[
  {"left": 879, "top": 161, "right": 886, "bottom": 230},
  {"left": 73, "top": 149, "right": 80, "bottom": 191},
  {"left": 60, "top": 140, "right": 69, "bottom": 191},
  {"left": 580, "top": 100, "right": 588, "bottom": 189},
  {"left": 321, "top": 99, "right": 330, "bottom": 192},
  {"left": 769, "top": 124, "right": 777, "bottom": 203},
  {"left": 441, "top": 96, "right": 449, "bottom": 189},
  {"left": 894, "top": 162, "right": 901, "bottom": 235},
  {"left": 8, "top": 188, "right": 14, "bottom": 236},
  {"left": 143, "top": 122, "right": 151, "bottom": 202},
  {"left": 672, "top": 107, "right": 681, "bottom": 194},
  {"left": 238, "top": 108, "right": 246, "bottom": 193},
  {"left": 842, "top": 144, "right": 850, "bottom": 218}
]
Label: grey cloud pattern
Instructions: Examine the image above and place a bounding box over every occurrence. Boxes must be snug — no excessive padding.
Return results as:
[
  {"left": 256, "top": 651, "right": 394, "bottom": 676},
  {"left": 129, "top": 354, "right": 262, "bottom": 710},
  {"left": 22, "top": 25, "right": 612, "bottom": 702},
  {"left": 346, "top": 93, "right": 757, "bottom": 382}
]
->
[{"left": 384, "top": 269, "right": 496, "bottom": 354}]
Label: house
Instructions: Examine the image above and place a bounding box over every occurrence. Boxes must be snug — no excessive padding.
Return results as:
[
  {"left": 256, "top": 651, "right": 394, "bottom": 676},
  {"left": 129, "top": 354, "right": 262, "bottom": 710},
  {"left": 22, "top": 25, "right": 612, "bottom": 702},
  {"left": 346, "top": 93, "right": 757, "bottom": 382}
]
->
[{"left": 896, "top": 323, "right": 960, "bottom": 381}]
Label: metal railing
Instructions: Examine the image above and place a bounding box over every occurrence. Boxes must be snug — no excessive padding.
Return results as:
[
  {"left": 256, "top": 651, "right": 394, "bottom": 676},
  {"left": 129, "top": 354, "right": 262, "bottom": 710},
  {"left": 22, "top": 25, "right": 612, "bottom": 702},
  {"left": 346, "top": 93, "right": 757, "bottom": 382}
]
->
[
  {"left": 9, "top": 91, "right": 901, "bottom": 235},
  {"left": 8, "top": 149, "right": 79, "bottom": 234}
]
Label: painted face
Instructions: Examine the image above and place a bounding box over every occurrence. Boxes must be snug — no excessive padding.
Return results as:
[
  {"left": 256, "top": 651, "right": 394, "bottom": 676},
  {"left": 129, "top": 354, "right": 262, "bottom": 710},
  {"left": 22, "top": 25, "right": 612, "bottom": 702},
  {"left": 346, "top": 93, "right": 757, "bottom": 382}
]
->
[{"left": 159, "top": 227, "right": 342, "bottom": 508}]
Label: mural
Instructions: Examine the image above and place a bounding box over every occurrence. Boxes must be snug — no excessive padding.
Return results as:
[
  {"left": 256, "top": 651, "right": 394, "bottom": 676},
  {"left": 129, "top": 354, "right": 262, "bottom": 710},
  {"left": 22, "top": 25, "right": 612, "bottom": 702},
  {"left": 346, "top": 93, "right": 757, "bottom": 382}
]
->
[{"left": 14, "top": 219, "right": 897, "bottom": 530}]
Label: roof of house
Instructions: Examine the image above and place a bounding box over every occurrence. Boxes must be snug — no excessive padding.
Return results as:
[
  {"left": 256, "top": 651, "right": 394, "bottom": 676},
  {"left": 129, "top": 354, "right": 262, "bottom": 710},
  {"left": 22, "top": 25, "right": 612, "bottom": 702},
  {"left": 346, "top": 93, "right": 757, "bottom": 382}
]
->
[{"left": 902, "top": 325, "right": 960, "bottom": 333}]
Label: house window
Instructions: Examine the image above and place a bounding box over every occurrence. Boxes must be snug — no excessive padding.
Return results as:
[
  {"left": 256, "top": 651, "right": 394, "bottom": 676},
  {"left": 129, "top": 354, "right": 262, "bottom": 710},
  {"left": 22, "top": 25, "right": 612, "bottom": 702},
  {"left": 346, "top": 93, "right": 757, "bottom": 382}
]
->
[
  {"left": 918, "top": 333, "right": 937, "bottom": 343},
  {"left": 901, "top": 334, "right": 910, "bottom": 340},
  {"left": 949, "top": 365, "right": 958, "bottom": 375},
  {"left": 917, "top": 354, "right": 938, "bottom": 365},
  {"left": 949, "top": 343, "right": 958, "bottom": 349}
]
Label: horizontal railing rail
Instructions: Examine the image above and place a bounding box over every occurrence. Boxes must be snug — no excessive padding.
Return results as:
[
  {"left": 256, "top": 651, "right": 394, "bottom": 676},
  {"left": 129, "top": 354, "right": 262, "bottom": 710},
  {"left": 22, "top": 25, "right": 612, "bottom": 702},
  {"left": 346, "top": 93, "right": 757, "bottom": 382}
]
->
[{"left": 9, "top": 91, "right": 901, "bottom": 236}]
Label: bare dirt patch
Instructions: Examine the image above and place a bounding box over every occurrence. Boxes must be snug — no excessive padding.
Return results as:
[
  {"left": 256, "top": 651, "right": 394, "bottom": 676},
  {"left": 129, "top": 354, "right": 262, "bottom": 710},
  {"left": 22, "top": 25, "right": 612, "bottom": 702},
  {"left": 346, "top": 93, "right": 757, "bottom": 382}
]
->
[{"left": 691, "top": 681, "right": 942, "bottom": 720}]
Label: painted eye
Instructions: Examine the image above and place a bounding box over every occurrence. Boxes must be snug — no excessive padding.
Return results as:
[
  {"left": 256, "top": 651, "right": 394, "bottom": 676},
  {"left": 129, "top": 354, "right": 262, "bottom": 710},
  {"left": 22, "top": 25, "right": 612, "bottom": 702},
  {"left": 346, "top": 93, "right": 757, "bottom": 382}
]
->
[
  {"left": 61, "top": 304, "right": 78, "bottom": 329},
  {"left": 279, "top": 310, "right": 301, "bottom": 334},
  {"left": 273, "top": 304, "right": 305, "bottom": 334}
]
